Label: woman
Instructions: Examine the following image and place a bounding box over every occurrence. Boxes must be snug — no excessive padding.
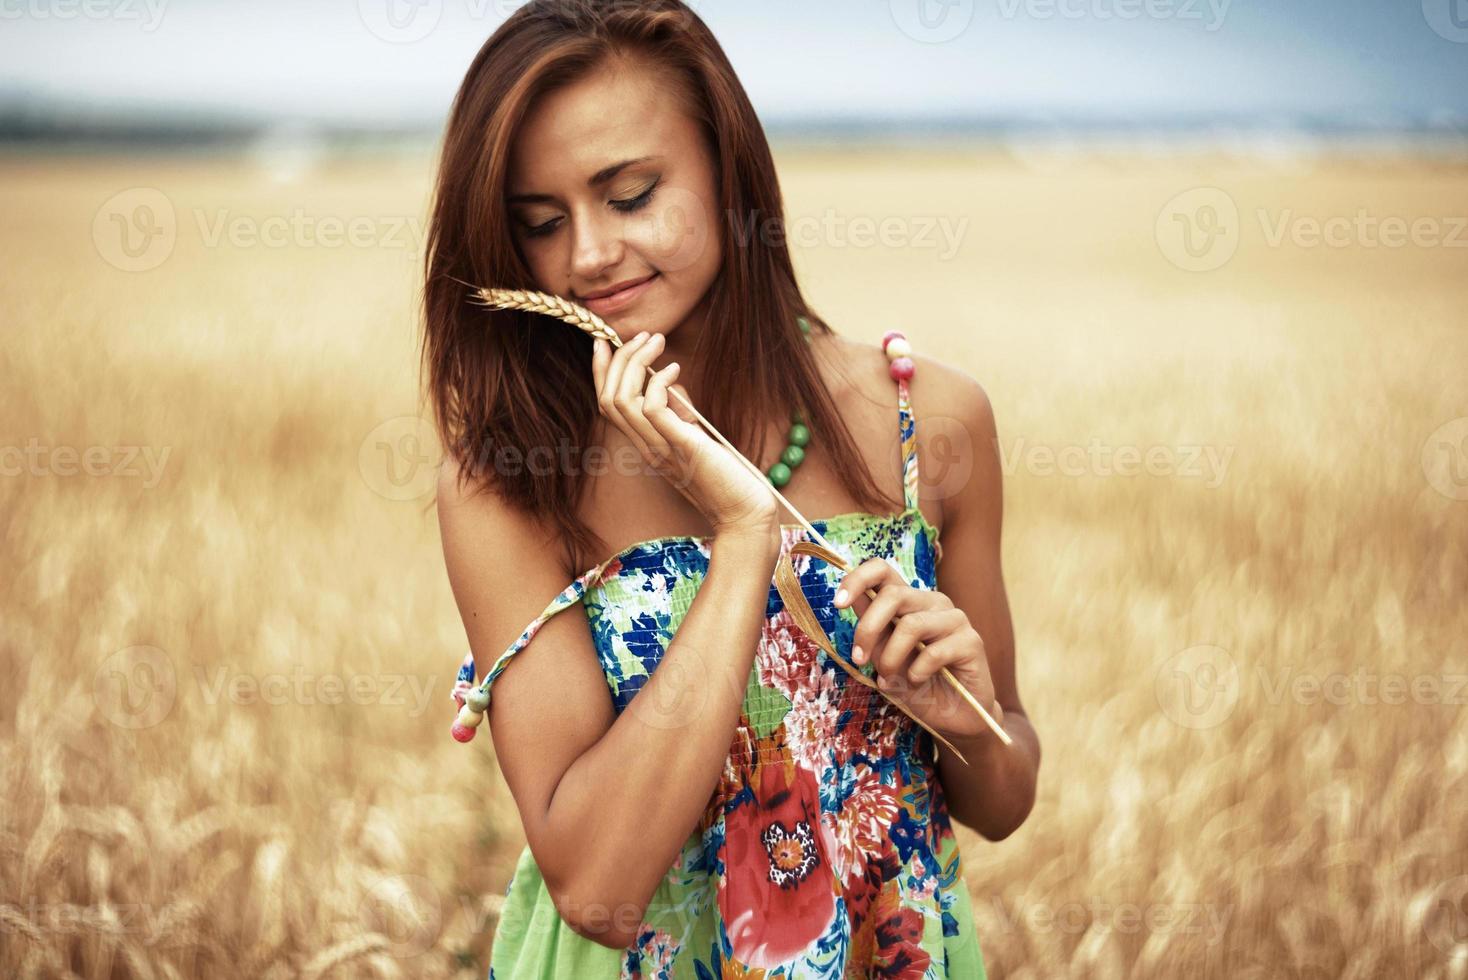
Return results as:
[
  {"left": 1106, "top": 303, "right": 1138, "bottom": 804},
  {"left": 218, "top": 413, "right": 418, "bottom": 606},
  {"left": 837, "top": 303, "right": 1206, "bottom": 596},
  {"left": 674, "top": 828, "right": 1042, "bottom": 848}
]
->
[{"left": 424, "top": 1, "right": 1040, "bottom": 975}]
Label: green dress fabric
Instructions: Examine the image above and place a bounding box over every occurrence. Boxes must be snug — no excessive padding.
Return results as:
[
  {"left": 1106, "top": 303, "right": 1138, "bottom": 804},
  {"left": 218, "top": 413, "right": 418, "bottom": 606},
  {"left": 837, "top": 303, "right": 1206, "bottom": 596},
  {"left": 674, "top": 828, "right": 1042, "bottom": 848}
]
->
[{"left": 452, "top": 358, "right": 989, "bottom": 979}]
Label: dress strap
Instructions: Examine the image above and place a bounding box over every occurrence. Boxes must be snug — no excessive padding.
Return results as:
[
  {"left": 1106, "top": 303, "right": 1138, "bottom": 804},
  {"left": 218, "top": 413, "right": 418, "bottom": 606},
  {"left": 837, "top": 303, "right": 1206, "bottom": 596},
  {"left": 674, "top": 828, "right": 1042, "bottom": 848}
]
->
[
  {"left": 448, "top": 553, "right": 620, "bottom": 743},
  {"left": 882, "top": 330, "right": 920, "bottom": 513}
]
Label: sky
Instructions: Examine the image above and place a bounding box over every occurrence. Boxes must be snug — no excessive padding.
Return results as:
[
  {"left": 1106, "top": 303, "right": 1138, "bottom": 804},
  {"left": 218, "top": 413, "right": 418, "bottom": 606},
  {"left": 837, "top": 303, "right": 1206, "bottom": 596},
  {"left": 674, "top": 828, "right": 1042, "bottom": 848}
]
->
[{"left": 1, "top": 0, "right": 1466, "bottom": 129}]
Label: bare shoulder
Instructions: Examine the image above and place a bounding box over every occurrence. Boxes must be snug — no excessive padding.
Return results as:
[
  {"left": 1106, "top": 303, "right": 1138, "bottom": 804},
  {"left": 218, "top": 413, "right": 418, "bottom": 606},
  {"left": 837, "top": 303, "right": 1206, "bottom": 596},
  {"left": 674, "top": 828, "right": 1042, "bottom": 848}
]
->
[
  {"left": 908, "top": 348, "right": 996, "bottom": 437},
  {"left": 813, "top": 330, "right": 997, "bottom": 530},
  {"left": 816, "top": 330, "right": 995, "bottom": 434},
  {"left": 434, "top": 456, "right": 577, "bottom": 675},
  {"left": 904, "top": 347, "right": 1002, "bottom": 530},
  {"left": 436, "top": 456, "right": 563, "bottom": 560}
]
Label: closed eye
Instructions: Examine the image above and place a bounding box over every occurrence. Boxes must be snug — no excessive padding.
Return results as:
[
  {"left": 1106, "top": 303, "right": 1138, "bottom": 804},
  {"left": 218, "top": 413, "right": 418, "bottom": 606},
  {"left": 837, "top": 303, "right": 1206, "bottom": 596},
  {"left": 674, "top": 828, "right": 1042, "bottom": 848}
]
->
[
  {"left": 610, "top": 177, "right": 660, "bottom": 214},
  {"left": 520, "top": 178, "right": 661, "bottom": 240}
]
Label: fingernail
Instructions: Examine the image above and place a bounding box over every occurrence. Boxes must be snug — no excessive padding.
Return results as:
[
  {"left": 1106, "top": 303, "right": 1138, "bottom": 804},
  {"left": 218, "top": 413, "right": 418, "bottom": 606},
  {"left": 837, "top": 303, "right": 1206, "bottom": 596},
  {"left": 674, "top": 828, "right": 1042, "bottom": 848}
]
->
[
  {"left": 876, "top": 674, "right": 889, "bottom": 690},
  {"left": 834, "top": 588, "right": 848, "bottom": 606},
  {"left": 851, "top": 644, "right": 864, "bottom": 664}
]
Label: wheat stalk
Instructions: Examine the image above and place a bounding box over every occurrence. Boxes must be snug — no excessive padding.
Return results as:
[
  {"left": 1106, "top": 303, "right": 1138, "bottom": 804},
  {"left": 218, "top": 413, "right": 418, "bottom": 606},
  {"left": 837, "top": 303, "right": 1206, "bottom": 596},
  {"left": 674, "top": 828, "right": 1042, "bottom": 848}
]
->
[{"left": 473, "top": 286, "right": 1011, "bottom": 749}]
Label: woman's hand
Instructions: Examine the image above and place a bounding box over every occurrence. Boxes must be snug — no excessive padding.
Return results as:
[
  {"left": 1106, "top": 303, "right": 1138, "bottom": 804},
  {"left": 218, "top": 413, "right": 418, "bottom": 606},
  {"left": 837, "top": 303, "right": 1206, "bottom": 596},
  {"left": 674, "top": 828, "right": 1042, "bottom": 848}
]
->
[
  {"left": 592, "top": 331, "right": 779, "bottom": 537},
  {"left": 834, "top": 557, "right": 1002, "bottom": 744}
]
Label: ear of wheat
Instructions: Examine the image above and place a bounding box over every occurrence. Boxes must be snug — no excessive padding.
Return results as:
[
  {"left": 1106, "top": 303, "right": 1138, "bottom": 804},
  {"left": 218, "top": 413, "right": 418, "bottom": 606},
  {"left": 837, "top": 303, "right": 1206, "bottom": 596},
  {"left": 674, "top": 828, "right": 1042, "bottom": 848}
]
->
[{"left": 472, "top": 285, "right": 1011, "bottom": 752}]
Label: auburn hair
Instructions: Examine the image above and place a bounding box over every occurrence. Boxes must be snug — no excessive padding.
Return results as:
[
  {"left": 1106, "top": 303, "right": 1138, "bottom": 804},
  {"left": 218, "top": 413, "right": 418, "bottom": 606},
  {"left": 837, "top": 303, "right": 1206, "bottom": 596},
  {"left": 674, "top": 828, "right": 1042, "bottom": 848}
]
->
[{"left": 421, "top": 0, "right": 895, "bottom": 573}]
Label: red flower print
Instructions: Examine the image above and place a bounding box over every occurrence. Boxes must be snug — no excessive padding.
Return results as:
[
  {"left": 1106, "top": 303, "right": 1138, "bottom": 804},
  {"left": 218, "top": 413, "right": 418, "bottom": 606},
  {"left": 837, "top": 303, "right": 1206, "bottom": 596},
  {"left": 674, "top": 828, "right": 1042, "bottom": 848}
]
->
[
  {"left": 817, "top": 763, "right": 899, "bottom": 892},
  {"left": 870, "top": 883, "right": 932, "bottom": 979},
  {"left": 719, "top": 752, "right": 837, "bottom": 969}
]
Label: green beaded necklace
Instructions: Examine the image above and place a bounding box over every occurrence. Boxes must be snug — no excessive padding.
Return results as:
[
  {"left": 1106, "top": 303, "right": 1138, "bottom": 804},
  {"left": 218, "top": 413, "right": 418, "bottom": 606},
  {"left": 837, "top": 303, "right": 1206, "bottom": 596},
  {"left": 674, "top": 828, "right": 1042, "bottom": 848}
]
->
[{"left": 766, "top": 316, "right": 814, "bottom": 488}]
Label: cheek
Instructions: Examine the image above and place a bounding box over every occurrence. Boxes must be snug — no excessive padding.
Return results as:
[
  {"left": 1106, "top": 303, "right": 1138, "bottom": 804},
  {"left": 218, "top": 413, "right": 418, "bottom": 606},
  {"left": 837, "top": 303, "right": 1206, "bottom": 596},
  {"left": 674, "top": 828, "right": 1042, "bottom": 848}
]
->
[
  {"left": 517, "top": 240, "right": 562, "bottom": 293},
  {"left": 626, "top": 185, "right": 719, "bottom": 278}
]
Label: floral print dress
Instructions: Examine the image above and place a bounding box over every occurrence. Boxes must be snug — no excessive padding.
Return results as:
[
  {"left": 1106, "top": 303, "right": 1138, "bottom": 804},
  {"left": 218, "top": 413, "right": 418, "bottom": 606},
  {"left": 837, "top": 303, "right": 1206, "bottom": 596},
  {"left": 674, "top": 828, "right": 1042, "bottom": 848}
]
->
[{"left": 452, "top": 352, "right": 988, "bottom": 979}]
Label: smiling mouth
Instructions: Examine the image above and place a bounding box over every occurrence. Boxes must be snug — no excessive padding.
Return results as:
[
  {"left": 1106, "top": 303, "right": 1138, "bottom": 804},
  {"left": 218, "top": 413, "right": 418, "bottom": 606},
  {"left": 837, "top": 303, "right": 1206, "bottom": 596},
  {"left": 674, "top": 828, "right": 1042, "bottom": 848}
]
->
[
  {"left": 578, "top": 273, "right": 660, "bottom": 313},
  {"left": 579, "top": 273, "right": 658, "bottom": 303}
]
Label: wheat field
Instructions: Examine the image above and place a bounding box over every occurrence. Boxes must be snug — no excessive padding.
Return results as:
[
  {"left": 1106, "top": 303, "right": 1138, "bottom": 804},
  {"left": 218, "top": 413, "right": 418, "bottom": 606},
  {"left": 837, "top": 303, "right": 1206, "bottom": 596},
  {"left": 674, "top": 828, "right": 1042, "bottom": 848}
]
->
[{"left": 1, "top": 145, "right": 1465, "bottom": 978}]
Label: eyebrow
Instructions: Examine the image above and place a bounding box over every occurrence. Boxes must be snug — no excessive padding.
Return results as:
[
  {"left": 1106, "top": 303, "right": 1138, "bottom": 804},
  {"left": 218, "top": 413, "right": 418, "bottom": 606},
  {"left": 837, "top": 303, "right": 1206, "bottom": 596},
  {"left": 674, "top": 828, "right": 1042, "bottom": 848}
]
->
[{"left": 507, "top": 156, "right": 659, "bottom": 205}]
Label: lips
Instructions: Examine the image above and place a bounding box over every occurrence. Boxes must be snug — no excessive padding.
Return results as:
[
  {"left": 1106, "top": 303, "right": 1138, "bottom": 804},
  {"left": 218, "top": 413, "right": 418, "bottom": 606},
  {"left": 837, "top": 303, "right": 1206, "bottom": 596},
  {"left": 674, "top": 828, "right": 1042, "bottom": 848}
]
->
[
  {"left": 580, "top": 273, "right": 657, "bottom": 301},
  {"left": 578, "top": 273, "right": 659, "bottom": 315}
]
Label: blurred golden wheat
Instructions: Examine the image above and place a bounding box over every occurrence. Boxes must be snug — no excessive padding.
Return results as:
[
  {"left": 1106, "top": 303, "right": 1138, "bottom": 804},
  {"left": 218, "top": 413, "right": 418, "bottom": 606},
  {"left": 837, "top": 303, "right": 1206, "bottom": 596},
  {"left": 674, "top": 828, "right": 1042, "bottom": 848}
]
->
[{"left": 1, "top": 148, "right": 1465, "bottom": 978}]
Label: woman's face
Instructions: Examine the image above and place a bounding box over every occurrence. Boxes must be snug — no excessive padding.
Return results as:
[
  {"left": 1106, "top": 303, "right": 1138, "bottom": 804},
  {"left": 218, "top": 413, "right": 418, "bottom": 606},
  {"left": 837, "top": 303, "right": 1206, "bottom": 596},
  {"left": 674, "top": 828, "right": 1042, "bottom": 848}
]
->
[{"left": 506, "top": 57, "right": 723, "bottom": 340}]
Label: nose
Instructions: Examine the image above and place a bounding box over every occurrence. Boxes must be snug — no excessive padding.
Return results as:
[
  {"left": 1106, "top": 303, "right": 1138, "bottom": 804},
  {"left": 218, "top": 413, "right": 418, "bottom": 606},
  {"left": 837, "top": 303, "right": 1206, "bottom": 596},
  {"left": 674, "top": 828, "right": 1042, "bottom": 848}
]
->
[{"left": 569, "top": 208, "right": 625, "bottom": 287}]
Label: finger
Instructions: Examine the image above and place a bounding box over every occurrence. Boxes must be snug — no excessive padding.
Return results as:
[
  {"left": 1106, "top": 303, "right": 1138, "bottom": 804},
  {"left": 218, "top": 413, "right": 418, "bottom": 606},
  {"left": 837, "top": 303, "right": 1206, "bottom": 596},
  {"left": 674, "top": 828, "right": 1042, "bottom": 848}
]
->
[
  {"left": 640, "top": 363, "right": 694, "bottom": 436},
  {"left": 598, "top": 331, "right": 646, "bottom": 416},
  {"left": 591, "top": 337, "right": 612, "bottom": 393},
  {"left": 903, "top": 632, "right": 973, "bottom": 687},
  {"left": 625, "top": 362, "right": 681, "bottom": 467},
  {"left": 876, "top": 636, "right": 968, "bottom": 716},
  {"left": 875, "top": 607, "right": 967, "bottom": 680},
  {"left": 833, "top": 557, "right": 907, "bottom": 613},
  {"left": 665, "top": 382, "right": 699, "bottom": 425},
  {"left": 614, "top": 334, "right": 667, "bottom": 461},
  {"left": 644, "top": 375, "right": 709, "bottom": 496},
  {"left": 600, "top": 332, "right": 652, "bottom": 451},
  {"left": 612, "top": 332, "right": 664, "bottom": 427},
  {"left": 848, "top": 581, "right": 948, "bottom": 666}
]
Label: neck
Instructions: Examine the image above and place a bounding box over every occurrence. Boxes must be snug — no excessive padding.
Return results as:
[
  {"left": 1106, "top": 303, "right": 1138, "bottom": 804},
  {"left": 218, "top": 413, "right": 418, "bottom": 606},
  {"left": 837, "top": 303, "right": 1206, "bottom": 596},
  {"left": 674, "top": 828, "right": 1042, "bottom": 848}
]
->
[{"left": 655, "top": 292, "right": 712, "bottom": 400}]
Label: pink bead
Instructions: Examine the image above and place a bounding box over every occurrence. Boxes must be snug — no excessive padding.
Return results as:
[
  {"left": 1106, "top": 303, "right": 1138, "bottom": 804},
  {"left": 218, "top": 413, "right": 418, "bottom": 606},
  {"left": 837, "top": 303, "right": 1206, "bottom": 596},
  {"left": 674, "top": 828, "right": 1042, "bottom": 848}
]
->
[
  {"left": 451, "top": 722, "right": 477, "bottom": 743},
  {"left": 881, "top": 330, "right": 906, "bottom": 352},
  {"left": 889, "top": 356, "right": 915, "bottom": 381}
]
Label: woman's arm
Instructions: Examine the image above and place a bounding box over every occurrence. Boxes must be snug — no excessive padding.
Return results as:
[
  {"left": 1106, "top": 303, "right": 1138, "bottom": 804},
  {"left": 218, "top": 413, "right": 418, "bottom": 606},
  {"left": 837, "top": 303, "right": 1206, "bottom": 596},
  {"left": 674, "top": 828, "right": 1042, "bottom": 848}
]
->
[
  {"left": 924, "top": 369, "right": 1040, "bottom": 839},
  {"left": 437, "top": 460, "right": 780, "bottom": 950},
  {"left": 832, "top": 359, "right": 1041, "bottom": 840}
]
